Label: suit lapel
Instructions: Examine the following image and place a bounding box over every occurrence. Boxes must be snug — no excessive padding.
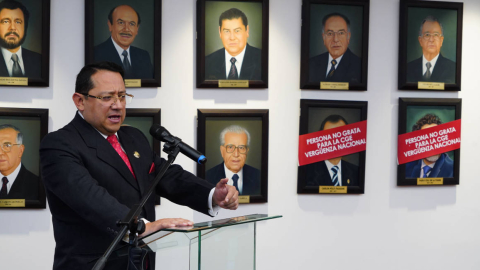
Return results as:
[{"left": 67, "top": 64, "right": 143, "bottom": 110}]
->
[
  {"left": 215, "top": 51, "right": 227, "bottom": 79},
  {"left": 118, "top": 129, "right": 146, "bottom": 195},
  {"left": 0, "top": 49, "right": 9, "bottom": 76},
  {"left": 72, "top": 113, "right": 140, "bottom": 191},
  {"left": 106, "top": 38, "right": 124, "bottom": 66},
  {"left": 7, "top": 165, "right": 25, "bottom": 198},
  {"left": 239, "top": 45, "right": 254, "bottom": 79}
]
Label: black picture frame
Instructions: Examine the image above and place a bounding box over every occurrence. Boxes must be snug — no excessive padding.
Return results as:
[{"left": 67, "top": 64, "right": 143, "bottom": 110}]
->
[
  {"left": 196, "top": 0, "right": 269, "bottom": 88},
  {"left": 197, "top": 109, "right": 269, "bottom": 203},
  {"left": 398, "top": 0, "right": 463, "bottom": 91},
  {"left": 0, "top": 107, "right": 48, "bottom": 208},
  {"left": 0, "top": 0, "right": 50, "bottom": 87},
  {"left": 297, "top": 99, "right": 367, "bottom": 194},
  {"left": 124, "top": 108, "right": 161, "bottom": 204},
  {"left": 300, "top": 0, "right": 369, "bottom": 90},
  {"left": 397, "top": 98, "right": 461, "bottom": 186},
  {"left": 85, "top": 0, "right": 161, "bottom": 87}
]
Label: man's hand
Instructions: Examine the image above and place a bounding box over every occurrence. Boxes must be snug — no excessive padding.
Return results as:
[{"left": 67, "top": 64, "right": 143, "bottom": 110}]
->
[
  {"left": 139, "top": 218, "right": 193, "bottom": 237},
  {"left": 213, "top": 178, "right": 239, "bottom": 210}
]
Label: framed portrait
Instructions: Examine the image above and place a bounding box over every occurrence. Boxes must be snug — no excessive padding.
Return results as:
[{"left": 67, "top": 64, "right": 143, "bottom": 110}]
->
[
  {"left": 300, "top": 0, "right": 369, "bottom": 90},
  {"left": 0, "top": 0, "right": 50, "bottom": 87},
  {"left": 124, "top": 108, "right": 161, "bottom": 204},
  {"left": 297, "top": 99, "right": 367, "bottom": 194},
  {"left": 196, "top": 0, "right": 269, "bottom": 88},
  {"left": 85, "top": 0, "right": 161, "bottom": 87},
  {"left": 197, "top": 109, "right": 269, "bottom": 203},
  {"left": 0, "top": 107, "right": 48, "bottom": 208},
  {"left": 398, "top": 0, "right": 463, "bottom": 91},
  {"left": 397, "top": 98, "right": 461, "bottom": 186}
]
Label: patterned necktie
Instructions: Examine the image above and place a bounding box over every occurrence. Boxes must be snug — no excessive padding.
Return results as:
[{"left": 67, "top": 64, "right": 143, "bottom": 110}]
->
[
  {"left": 122, "top": 50, "right": 132, "bottom": 75},
  {"left": 327, "top": 59, "right": 337, "bottom": 79},
  {"left": 0, "top": 177, "right": 8, "bottom": 197},
  {"left": 424, "top": 62, "right": 432, "bottom": 80},
  {"left": 106, "top": 135, "right": 135, "bottom": 178},
  {"left": 422, "top": 166, "right": 432, "bottom": 178},
  {"left": 11, "top": 53, "right": 23, "bottom": 77},
  {"left": 331, "top": 166, "right": 340, "bottom": 186},
  {"left": 232, "top": 174, "right": 240, "bottom": 194},
  {"left": 228, "top": 57, "right": 238, "bottom": 79}
]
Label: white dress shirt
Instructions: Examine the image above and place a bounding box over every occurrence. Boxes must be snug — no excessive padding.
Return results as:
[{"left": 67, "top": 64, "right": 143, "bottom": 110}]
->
[
  {"left": 1, "top": 47, "right": 25, "bottom": 76},
  {"left": 325, "top": 159, "right": 343, "bottom": 186},
  {"left": 111, "top": 37, "right": 132, "bottom": 64},
  {"left": 224, "top": 45, "right": 247, "bottom": 78},
  {"left": 422, "top": 53, "right": 440, "bottom": 76},
  {"left": 325, "top": 54, "right": 344, "bottom": 77},
  {"left": 223, "top": 164, "right": 244, "bottom": 194},
  {"left": 0, "top": 162, "right": 22, "bottom": 194},
  {"left": 420, "top": 159, "right": 435, "bottom": 178}
]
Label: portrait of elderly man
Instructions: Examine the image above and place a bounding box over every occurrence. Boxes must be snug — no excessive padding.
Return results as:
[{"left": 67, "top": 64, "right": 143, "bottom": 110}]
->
[
  {"left": 0, "top": 0, "right": 41, "bottom": 78},
  {"left": 309, "top": 12, "right": 361, "bottom": 84},
  {"left": 0, "top": 124, "right": 39, "bottom": 200},
  {"left": 94, "top": 4, "right": 153, "bottom": 79},
  {"left": 406, "top": 16, "right": 456, "bottom": 83},
  {"left": 305, "top": 115, "right": 359, "bottom": 186},
  {"left": 206, "top": 125, "right": 261, "bottom": 196},
  {"left": 205, "top": 8, "right": 261, "bottom": 81},
  {"left": 405, "top": 114, "right": 454, "bottom": 178}
]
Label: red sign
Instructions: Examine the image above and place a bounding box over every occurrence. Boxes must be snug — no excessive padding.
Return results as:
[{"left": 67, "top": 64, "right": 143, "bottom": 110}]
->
[
  {"left": 397, "top": 119, "right": 461, "bottom": 165},
  {"left": 298, "top": 120, "right": 367, "bottom": 166}
]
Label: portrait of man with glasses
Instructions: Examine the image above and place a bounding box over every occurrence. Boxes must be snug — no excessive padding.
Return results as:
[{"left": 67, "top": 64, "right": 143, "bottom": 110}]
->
[
  {"left": 206, "top": 125, "right": 261, "bottom": 196},
  {"left": 406, "top": 16, "right": 456, "bottom": 83},
  {"left": 0, "top": 124, "right": 39, "bottom": 200},
  {"left": 309, "top": 12, "right": 361, "bottom": 84}
]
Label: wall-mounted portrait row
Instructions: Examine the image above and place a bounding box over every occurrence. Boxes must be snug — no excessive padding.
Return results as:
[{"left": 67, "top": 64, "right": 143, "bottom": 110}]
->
[{"left": 0, "top": 0, "right": 464, "bottom": 90}]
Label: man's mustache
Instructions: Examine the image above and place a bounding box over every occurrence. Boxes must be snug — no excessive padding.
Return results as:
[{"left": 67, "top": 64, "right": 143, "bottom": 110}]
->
[
  {"left": 119, "top": 32, "right": 132, "bottom": 37},
  {"left": 4, "top": 32, "right": 19, "bottom": 38}
]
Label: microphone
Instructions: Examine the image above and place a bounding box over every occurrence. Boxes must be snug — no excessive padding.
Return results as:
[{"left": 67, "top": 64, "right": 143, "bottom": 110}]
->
[{"left": 149, "top": 124, "right": 207, "bottom": 164}]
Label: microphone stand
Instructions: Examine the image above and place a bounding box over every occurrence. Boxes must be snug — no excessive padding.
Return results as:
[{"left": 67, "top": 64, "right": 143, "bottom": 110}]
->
[{"left": 92, "top": 140, "right": 182, "bottom": 270}]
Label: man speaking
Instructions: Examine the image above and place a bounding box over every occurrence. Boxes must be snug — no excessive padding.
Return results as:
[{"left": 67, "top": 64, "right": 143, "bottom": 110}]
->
[
  {"left": 205, "top": 8, "right": 261, "bottom": 81},
  {"left": 406, "top": 16, "right": 455, "bottom": 83},
  {"left": 40, "top": 62, "right": 238, "bottom": 270},
  {"left": 309, "top": 13, "right": 361, "bottom": 83}
]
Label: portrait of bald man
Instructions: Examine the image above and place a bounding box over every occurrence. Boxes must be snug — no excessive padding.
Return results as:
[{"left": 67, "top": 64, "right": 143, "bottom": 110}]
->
[
  {"left": 94, "top": 4, "right": 153, "bottom": 79},
  {"left": 0, "top": 124, "right": 39, "bottom": 200},
  {"left": 406, "top": 16, "right": 456, "bottom": 83}
]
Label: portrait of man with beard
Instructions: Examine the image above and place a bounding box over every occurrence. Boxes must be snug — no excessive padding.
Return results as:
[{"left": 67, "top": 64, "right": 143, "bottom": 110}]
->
[{"left": 0, "top": 0, "right": 41, "bottom": 78}]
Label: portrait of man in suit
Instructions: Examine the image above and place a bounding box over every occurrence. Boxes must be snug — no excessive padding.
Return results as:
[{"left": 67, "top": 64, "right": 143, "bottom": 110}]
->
[
  {"left": 309, "top": 13, "right": 361, "bottom": 84},
  {"left": 0, "top": 124, "right": 39, "bottom": 200},
  {"left": 304, "top": 114, "right": 359, "bottom": 187},
  {"left": 205, "top": 8, "right": 261, "bottom": 81},
  {"left": 0, "top": 0, "right": 41, "bottom": 78},
  {"left": 206, "top": 125, "right": 261, "bottom": 196},
  {"left": 405, "top": 114, "right": 454, "bottom": 178},
  {"left": 406, "top": 16, "right": 456, "bottom": 83},
  {"left": 94, "top": 4, "right": 153, "bottom": 79}
]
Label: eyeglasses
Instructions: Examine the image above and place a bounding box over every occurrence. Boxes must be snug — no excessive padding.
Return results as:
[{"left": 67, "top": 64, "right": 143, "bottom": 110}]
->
[
  {"left": 420, "top": 32, "right": 443, "bottom": 40},
  {"left": 223, "top": 144, "right": 248, "bottom": 154},
  {"left": 324, "top": 30, "right": 347, "bottom": 38},
  {"left": 83, "top": 93, "right": 134, "bottom": 104},
  {"left": 0, "top": 142, "right": 21, "bottom": 153}
]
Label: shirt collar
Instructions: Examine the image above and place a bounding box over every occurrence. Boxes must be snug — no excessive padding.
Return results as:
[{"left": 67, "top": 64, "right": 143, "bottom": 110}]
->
[
  {"left": 111, "top": 36, "right": 130, "bottom": 57},
  {"left": 328, "top": 53, "right": 344, "bottom": 66},
  {"left": 223, "top": 163, "right": 243, "bottom": 180},
  {"left": 324, "top": 159, "right": 342, "bottom": 171},
  {"left": 77, "top": 111, "right": 118, "bottom": 139},
  {"left": 0, "top": 162, "right": 22, "bottom": 180},
  {"left": 1, "top": 46, "right": 22, "bottom": 64},
  {"left": 422, "top": 53, "right": 440, "bottom": 69}
]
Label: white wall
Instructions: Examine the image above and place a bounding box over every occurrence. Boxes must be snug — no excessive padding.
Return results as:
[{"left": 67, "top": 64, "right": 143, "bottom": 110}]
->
[{"left": 2, "top": 0, "right": 480, "bottom": 269}]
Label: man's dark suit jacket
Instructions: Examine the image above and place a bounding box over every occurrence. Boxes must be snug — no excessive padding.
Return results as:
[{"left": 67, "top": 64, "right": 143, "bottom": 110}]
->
[
  {"left": 94, "top": 38, "right": 153, "bottom": 79},
  {"left": 0, "top": 47, "right": 41, "bottom": 78},
  {"left": 405, "top": 153, "right": 454, "bottom": 178},
  {"left": 0, "top": 164, "right": 39, "bottom": 200},
  {"left": 309, "top": 48, "right": 361, "bottom": 83},
  {"left": 206, "top": 162, "right": 261, "bottom": 195},
  {"left": 205, "top": 44, "right": 261, "bottom": 80},
  {"left": 40, "top": 113, "right": 215, "bottom": 270},
  {"left": 406, "top": 54, "right": 456, "bottom": 83},
  {"left": 305, "top": 160, "right": 359, "bottom": 186}
]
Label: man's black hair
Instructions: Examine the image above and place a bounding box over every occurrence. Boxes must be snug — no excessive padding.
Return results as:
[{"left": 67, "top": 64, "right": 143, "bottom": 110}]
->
[
  {"left": 412, "top": 114, "right": 442, "bottom": 132},
  {"left": 320, "top": 114, "right": 349, "bottom": 131},
  {"left": 0, "top": 0, "right": 30, "bottom": 32},
  {"left": 218, "top": 8, "right": 248, "bottom": 28},
  {"left": 75, "top": 61, "right": 124, "bottom": 95}
]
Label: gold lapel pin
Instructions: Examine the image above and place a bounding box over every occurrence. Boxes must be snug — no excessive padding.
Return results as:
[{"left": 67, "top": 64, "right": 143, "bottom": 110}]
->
[
  {"left": 134, "top": 151, "right": 140, "bottom": 158},
  {"left": 347, "top": 179, "right": 350, "bottom": 184}
]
